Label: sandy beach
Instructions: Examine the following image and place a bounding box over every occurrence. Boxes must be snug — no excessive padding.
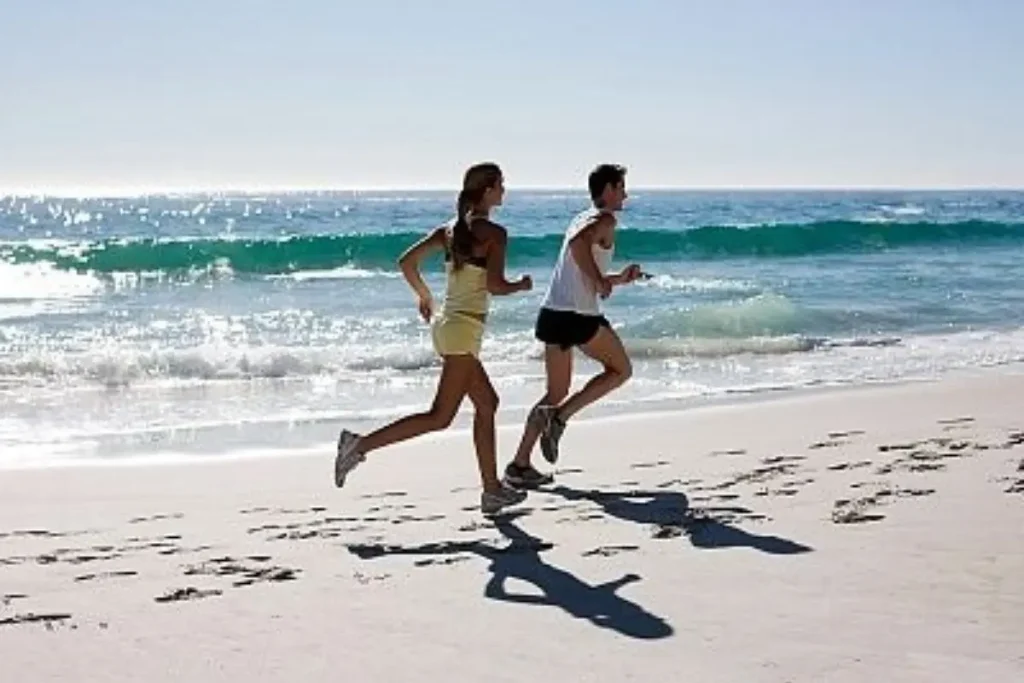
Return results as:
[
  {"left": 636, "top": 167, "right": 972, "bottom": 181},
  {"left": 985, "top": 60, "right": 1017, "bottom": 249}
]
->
[{"left": 2, "top": 370, "right": 1022, "bottom": 682}]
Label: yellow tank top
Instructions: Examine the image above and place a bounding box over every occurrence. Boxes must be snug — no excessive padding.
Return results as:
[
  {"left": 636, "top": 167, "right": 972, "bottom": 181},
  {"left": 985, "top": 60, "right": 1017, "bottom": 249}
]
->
[{"left": 442, "top": 256, "right": 489, "bottom": 316}]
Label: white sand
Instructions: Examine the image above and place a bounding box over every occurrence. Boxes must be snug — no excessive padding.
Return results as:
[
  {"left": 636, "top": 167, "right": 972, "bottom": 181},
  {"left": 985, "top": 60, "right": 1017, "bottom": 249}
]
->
[{"left": 1, "top": 371, "right": 1023, "bottom": 682}]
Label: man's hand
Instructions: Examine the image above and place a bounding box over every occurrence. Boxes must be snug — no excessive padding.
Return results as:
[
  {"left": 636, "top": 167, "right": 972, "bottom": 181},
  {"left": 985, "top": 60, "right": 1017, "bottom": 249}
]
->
[{"left": 623, "top": 263, "right": 644, "bottom": 283}]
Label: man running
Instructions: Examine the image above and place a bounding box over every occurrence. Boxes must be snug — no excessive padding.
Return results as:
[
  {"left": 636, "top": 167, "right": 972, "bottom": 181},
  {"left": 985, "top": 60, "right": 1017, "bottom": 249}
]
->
[{"left": 503, "top": 163, "right": 644, "bottom": 488}]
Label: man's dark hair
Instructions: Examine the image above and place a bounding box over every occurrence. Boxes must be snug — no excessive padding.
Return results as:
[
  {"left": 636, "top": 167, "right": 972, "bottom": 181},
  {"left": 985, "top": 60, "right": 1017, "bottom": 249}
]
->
[{"left": 588, "top": 164, "right": 627, "bottom": 205}]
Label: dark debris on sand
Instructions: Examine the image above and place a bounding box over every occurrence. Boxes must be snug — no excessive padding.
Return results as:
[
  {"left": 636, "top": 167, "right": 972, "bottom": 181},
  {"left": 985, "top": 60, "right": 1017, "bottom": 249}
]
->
[
  {"left": 0, "top": 612, "right": 73, "bottom": 628},
  {"left": 183, "top": 556, "right": 300, "bottom": 587},
  {"left": 154, "top": 587, "right": 222, "bottom": 603}
]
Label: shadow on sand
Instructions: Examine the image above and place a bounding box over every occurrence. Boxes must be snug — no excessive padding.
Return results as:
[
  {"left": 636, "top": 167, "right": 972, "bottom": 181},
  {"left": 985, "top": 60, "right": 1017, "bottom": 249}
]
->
[
  {"left": 346, "top": 485, "right": 811, "bottom": 639},
  {"left": 546, "top": 485, "right": 813, "bottom": 555},
  {"left": 347, "top": 511, "right": 673, "bottom": 640}
]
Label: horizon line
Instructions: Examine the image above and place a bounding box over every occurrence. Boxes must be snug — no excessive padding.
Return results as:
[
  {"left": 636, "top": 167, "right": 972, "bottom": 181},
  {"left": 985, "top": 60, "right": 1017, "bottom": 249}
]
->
[{"left": 2, "top": 183, "right": 1023, "bottom": 199}]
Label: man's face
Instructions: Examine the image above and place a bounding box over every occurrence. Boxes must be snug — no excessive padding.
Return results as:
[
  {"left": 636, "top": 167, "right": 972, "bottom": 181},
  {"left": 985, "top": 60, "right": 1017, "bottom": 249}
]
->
[{"left": 603, "top": 181, "right": 628, "bottom": 211}]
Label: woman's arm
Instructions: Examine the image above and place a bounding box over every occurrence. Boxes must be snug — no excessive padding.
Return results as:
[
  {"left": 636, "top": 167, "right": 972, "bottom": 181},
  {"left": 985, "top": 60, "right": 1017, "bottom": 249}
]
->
[
  {"left": 481, "top": 221, "right": 531, "bottom": 296},
  {"left": 397, "top": 226, "right": 447, "bottom": 320}
]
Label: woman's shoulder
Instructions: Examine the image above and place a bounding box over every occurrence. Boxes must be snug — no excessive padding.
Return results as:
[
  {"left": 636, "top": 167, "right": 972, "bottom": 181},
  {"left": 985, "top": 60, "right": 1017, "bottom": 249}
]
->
[{"left": 469, "top": 216, "right": 507, "bottom": 239}]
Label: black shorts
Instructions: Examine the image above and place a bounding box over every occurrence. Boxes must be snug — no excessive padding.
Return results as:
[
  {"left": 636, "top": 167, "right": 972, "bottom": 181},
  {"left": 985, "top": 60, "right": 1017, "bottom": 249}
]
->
[{"left": 534, "top": 307, "right": 611, "bottom": 350}]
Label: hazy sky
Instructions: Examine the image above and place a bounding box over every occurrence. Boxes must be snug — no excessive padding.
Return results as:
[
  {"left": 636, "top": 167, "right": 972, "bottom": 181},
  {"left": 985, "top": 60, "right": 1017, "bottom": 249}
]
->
[{"left": 1, "top": 1, "right": 1021, "bottom": 192}]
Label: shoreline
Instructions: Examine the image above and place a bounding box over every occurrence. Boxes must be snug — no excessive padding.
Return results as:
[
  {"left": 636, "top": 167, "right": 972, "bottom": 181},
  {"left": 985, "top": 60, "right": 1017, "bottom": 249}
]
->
[{"left": 5, "top": 360, "right": 1023, "bottom": 472}]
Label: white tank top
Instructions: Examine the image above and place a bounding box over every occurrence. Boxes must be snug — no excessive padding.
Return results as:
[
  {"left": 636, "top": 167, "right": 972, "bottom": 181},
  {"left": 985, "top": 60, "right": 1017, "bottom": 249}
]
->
[{"left": 541, "top": 208, "right": 614, "bottom": 316}]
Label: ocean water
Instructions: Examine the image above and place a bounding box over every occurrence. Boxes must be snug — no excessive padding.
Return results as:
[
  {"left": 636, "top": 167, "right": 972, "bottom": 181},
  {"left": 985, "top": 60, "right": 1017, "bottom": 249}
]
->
[{"left": 2, "top": 189, "right": 1024, "bottom": 467}]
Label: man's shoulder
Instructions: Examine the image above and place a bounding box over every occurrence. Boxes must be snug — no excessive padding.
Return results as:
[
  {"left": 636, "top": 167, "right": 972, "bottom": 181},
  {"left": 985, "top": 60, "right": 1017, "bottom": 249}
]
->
[{"left": 574, "top": 208, "right": 615, "bottom": 231}]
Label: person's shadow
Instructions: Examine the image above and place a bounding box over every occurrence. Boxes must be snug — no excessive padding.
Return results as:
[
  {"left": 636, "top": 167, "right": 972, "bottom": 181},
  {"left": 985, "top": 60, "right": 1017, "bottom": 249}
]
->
[
  {"left": 347, "top": 512, "right": 673, "bottom": 640},
  {"left": 545, "top": 485, "right": 813, "bottom": 555}
]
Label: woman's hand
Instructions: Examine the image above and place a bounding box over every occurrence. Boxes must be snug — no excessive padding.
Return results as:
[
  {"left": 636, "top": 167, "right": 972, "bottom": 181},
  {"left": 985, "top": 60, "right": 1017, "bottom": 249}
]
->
[{"left": 417, "top": 295, "right": 434, "bottom": 323}]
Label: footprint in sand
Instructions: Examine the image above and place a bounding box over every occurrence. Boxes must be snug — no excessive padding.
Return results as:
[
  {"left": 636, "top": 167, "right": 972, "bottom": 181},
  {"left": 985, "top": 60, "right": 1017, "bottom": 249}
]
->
[
  {"left": 2, "top": 593, "right": 28, "bottom": 604},
  {"left": 937, "top": 417, "right": 975, "bottom": 426},
  {"left": 390, "top": 514, "right": 445, "bottom": 525},
  {"left": 273, "top": 506, "right": 329, "bottom": 515},
  {"left": 183, "top": 556, "right": 300, "bottom": 587},
  {"left": 74, "top": 570, "right": 138, "bottom": 583},
  {"left": 907, "top": 462, "right": 946, "bottom": 473},
  {"left": 117, "top": 537, "right": 185, "bottom": 555},
  {"left": 1002, "top": 461, "right": 1024, "bottom": 495},
  {"left": 631, "top": 461, "right": 670, "bottom": 470},
  {"left": 831, "top": 494, "right": 885, "bottom": 525},
  {"left": 582, "top": 545, "right": 640, "bottom": 558},
  {"left": 652, "top": 507, "right": 784, "bottom": 547},
  {"left": 828, "top": 460, "right": 873, "bottom": 472},
  {"left": 129, "top": 513, "right": 184, "bottom": 524},
  {"left": 832, "top": 484, "right": 935, "bottom": 524},
  {"left": 828, "top": 430, "right": 866, "bottom": 439},
  {"left": 896, "top": 488, "right": 936, "bottom": 498},
  {"left": 875, "top": 447, "right": 967, "bottom": 475},
  {"left": 414, "top": 556, "right": 472, "bottom": 567},
  {"left": 558, "top": 512, "right": 604, "bottom": 524},
  {"left": 0, "top": 612, "right": 74, "bottom": 628},
  {"left": 695, "top": 506, "right": 769, "bottom": 526},
  {"left": 158, "top": 545, "right": 214, "bottom": 557},
  {"left": 1003, "top": 431, "right": 1024, "bottom": 449},
  {"left": 652, "top": 525, "right": 684, "bottom": 539},
  {"left": 655, "top": 478, "right": 702, "bottom": 489},
  {"left": 754, "top": 484, "right": 805, "bottom": 498},
  {"left": 4, "top": 529, "right": 66, "bottom": 539},
  {"left": 353, "top": 571, "right": 391, "bottom": 585},
  {"left": 831, "top": 508, "right": 886, "bottom": 524},
  {"left": 831, "top": 489, "right": 896, "bottom": 523},
  {"left": 762, "top": 455, "right": 806, "bottom": 466},
  {"left": 268, "top": 527, "right": 348, "bottom": 541},
  {"left": 710, "top": 449, "right": 747, "bottom": 457},
  {"left": 877, "top": 442, "right": 920, "bottom": 453},
  {"left": 154, "top": 587, "right": 222, "bottom": 603},
  {"left": 62, "top": 552, "right": 124, "bottom": 566},
  {"left": 703, "top": 462, "right": 803, "bottom": 492},
  {"left": 360, "top": 491, "right": 409, "bottom": 500},
  {"left": 809, "top": 440, "right": 846, "bottom": 450},
  {"left": 367, "top": 504, "right": 418, "bottom": 513}
]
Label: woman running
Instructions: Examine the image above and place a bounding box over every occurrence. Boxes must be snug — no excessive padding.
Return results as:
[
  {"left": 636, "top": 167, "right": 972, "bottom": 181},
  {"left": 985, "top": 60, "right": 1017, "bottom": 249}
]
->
[{"left": 334, "top": 162, "right": 533, "bottom": 515}]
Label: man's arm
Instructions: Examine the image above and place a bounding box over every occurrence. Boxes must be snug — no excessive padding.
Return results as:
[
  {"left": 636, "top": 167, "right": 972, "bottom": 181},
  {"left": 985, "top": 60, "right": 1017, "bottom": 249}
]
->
[{"left": 568, "top": 213, "right": 614, "bottom": 297}]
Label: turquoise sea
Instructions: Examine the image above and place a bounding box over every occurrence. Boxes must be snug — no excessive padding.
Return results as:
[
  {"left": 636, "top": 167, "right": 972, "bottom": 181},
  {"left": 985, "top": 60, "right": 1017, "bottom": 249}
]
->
[{"left": 2, "top": 189, "right": 1023, "bottom": 466}]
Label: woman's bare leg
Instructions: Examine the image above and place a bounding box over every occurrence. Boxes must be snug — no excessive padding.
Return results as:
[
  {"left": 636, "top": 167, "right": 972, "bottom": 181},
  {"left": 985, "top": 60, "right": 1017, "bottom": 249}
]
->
[
  {"left": 356, "top": 354, "right": 477, "bottom": 455},
  {"left": 465, "top": 358, "right": 502, "bottom": 493}
]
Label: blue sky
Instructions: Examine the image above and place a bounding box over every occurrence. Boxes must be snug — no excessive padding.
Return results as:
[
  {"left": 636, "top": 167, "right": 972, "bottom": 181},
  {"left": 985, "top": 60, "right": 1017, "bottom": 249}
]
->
[{"left": 1, "top": 1, "right": 1021, "bottom": 191}]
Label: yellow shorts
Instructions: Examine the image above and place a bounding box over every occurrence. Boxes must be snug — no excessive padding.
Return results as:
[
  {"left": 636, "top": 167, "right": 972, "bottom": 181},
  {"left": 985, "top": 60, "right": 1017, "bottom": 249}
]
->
[{"left": 431, "top": 311, "right": 485, "bottom": 357}]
